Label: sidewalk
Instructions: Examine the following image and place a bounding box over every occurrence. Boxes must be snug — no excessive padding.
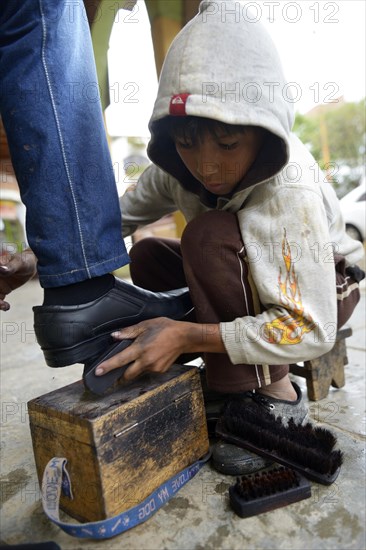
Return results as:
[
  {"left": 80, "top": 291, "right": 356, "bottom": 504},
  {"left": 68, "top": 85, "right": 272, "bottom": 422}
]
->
[{"left": 0, "top": 278, "right": 365, "bottom": 550}]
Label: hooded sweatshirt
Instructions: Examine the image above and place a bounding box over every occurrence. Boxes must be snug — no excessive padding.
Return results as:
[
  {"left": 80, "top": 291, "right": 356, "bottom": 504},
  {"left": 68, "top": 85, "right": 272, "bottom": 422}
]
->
[{"left": 120, "top": 0, "right": 363, "bottom": 366}]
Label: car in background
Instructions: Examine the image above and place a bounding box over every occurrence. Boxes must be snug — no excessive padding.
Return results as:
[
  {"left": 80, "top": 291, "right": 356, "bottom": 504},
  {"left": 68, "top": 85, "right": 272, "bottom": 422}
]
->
[{"left": 340, "top": 179, "right": 366, "bottom": 242}]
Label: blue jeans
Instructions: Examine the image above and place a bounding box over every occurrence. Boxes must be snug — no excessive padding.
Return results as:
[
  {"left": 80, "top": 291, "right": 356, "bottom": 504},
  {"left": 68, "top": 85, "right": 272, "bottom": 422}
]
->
[{"left": 0, "top": 0, "right": 129, "bottom": 287}]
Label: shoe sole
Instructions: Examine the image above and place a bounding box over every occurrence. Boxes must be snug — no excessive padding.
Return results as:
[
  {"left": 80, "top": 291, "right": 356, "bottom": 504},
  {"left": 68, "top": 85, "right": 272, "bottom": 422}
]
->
[{"left": 42, "top": 333, "right": 114, "bottom": 367}]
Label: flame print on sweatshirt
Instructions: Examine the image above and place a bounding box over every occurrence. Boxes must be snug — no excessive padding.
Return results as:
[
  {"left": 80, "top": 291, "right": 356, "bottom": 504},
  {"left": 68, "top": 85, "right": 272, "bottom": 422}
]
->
[{"left": 263, "top": 229, "right": 315, "bottom": 345}]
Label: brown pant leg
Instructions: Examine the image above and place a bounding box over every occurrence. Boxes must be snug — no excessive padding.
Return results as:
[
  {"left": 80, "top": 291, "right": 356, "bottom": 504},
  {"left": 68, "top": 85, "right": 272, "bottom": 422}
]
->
[
  {"left": 129, "top": 237, "right": 186, "bottom": 291},
  {"left": 129, "top": 236, "right": 198, "bottom": 364},
  {"left": 181, "top": 211, "right": 289, "bottom": 393}
]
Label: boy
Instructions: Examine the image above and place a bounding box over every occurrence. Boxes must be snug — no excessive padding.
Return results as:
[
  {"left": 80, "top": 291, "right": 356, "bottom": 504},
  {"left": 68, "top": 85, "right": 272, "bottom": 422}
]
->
[
  {"left": 93, "top": 0, "right": 364, "bottom": 471},
  {"left": 1, "top": 0, "right": 364, "bottom": 473}
]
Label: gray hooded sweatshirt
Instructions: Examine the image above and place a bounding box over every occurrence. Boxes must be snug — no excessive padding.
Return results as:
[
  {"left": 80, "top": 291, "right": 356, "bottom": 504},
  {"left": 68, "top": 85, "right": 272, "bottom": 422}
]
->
[{"left": 120, "top": 0, "right": 363, "bottom": 366}]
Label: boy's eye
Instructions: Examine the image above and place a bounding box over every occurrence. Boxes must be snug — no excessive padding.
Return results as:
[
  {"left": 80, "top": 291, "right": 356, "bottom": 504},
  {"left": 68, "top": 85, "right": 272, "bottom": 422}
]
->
[
  {"left": 219, "top": 142, "right": 238, "bottom": 150},
  {"left": 176, "top": 140, "right": 193, "bottom": 149}
]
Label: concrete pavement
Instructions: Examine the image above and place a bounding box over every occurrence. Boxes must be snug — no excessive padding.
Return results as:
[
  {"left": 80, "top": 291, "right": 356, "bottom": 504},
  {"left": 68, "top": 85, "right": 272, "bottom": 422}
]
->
[{"left": 0, "top": 277, "right": 365, "bottom": 550}]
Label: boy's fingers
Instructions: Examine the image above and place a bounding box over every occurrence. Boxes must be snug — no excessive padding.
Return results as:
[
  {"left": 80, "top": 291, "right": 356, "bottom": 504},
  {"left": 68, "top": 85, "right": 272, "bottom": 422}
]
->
[
  {"left": 95, "top": 343, "right": 137, "bottom": 374},
  {"left": 123, "top": 361, "right": 145, "bottom": 381},
  {"left": 112, "top": 324, "right": 143, "bottom": 340}
]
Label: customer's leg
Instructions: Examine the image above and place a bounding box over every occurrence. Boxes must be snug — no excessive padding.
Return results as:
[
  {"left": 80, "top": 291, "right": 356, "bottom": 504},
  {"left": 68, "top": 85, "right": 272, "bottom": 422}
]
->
[
  {"left": 0, "top": 1, "right": 193, "bottom": 379},
  {"left": 0, "top": 0, "right": 129, "bottom": 287}
]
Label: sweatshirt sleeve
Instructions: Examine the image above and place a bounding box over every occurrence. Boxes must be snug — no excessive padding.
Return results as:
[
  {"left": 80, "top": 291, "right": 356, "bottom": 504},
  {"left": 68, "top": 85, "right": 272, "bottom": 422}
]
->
[
  {"left": 220, "top": 185, "right": 338, "bottom": 365},
  {"left": 119, "top": 164, "right": 179, "bottom": 238}
]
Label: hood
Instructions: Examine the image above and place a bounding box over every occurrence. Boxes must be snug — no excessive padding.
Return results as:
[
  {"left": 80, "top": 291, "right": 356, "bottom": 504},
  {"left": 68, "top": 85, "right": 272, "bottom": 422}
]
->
[{"left": 147, "top": 0, "right": 294, "bottom": 204}]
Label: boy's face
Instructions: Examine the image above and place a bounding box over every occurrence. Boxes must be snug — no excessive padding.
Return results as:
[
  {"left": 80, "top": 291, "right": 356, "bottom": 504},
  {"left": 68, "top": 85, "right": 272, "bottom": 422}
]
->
[{"left": 174, "top": 127, "right": 265, "bottom": 195}]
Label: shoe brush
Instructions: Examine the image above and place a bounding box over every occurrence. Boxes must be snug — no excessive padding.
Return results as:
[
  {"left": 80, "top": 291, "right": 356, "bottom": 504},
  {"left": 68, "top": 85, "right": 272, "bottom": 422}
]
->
[
  {"left": 216, "top": 399, "right": 343, "bottom": 485},
  {"left": 229, "top": 465, "right": 311, "bottom": 518}
]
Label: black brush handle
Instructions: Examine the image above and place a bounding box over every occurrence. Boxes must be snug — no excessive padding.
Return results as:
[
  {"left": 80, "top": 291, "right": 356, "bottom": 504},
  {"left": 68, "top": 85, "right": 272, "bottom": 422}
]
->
[{"left": 83, "top": 339, "right": 134, "bottom": 396}]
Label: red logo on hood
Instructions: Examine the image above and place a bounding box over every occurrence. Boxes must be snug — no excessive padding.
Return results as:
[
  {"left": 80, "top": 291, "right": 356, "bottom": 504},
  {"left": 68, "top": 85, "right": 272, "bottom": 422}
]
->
[{"left": 169, "top": 94, "right": 190, "bottom": 116}]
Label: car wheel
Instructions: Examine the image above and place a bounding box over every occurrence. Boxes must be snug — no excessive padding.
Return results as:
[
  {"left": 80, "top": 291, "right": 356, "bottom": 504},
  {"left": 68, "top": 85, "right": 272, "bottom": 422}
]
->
[{"left": 346, "top": 224, "right": 363, "bottom": 242}]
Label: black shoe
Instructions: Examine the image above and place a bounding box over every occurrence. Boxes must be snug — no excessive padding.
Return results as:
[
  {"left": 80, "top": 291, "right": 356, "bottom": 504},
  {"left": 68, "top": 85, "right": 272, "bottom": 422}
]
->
[{"left": 33, "top": 277, "right": 193, "bottom": 368}]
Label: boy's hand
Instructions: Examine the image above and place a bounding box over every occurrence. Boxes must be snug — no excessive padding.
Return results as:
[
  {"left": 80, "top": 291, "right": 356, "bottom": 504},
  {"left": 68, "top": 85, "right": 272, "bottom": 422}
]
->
[
  {"left": 95, "top": 317, "right": 187, "bottom": 380},
  {"left": 0, "top": 250, "right": 38, "bottom": 311},
  {"left": 95, "top": 318, "right": 225, "bottom": 380}
]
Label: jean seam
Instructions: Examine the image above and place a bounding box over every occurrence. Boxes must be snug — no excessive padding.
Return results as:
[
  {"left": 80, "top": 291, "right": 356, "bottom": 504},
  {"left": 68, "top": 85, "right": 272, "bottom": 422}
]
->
[
  {"left": 40, "top": 253, "right": 130, "bottom": 280},
  {"left": 39, "top": 0, "right": 91, "bottom": 278}
]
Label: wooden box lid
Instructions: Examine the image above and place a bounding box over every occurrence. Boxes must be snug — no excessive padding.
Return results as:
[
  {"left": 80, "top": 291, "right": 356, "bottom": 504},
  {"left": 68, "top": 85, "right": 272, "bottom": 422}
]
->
[{"left": 28, "top": 365, "right": 202, "bottom": 446}]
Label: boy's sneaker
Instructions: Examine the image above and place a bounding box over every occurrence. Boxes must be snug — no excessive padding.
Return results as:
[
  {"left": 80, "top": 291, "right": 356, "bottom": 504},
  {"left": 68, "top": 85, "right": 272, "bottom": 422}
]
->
[
  {"left": 212, "top": 441, "right": 272, "bottom": 475},
  {"left": 211, "top": 382, "right": 308, "bottom": 475},
  {"left": 245, "top": 381, "right": 309, "bottom": 426}
]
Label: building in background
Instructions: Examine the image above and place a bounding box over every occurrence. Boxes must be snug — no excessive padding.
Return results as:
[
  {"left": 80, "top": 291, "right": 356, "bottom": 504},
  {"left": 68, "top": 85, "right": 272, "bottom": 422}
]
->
[{"left": 0, "top": 119, "right": 27, "bottom": 255}]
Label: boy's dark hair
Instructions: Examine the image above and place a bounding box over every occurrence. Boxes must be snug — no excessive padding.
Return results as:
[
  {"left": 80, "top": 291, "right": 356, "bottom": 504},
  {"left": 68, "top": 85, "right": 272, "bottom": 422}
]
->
[{"left": 160, "top": 115, "right": 263, "bottom": 146}]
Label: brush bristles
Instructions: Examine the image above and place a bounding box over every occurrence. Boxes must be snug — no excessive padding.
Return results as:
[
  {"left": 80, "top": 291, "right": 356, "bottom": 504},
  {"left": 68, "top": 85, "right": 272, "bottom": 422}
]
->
[
  {"left": 234, "top": 467, "right": 299, "bottom": 500},
  {"left": 223, "top": 401, "right": 343, "bottom": 476}
]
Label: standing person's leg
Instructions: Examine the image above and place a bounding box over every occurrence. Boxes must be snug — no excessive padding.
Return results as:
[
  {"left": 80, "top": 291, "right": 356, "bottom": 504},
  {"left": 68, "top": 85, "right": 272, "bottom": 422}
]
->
[
  {"left": 0, "top": 0, "right": 129, "bottom": 287},
  {"left": 0, "top": 1, "right": 193, "bottom": 379}
]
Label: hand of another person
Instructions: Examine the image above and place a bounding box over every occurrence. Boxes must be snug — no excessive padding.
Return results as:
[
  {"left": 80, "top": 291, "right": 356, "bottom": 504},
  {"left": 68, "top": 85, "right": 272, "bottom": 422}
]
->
[{"left": 0, "top": 250, "right": 38, "bottom": 311}]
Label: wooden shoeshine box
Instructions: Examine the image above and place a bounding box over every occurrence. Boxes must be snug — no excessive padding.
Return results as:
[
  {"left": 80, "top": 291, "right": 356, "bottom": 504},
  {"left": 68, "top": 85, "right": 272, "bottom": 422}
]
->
[{"left": 28, "top": 365, "right": 209, "bottom": 522}]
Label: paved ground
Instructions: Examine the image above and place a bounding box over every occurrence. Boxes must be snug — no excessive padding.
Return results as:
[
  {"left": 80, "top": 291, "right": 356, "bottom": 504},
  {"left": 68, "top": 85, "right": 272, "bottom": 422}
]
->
[{"left": 0, "top": 275, "right": 365, "bottom": 550}]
